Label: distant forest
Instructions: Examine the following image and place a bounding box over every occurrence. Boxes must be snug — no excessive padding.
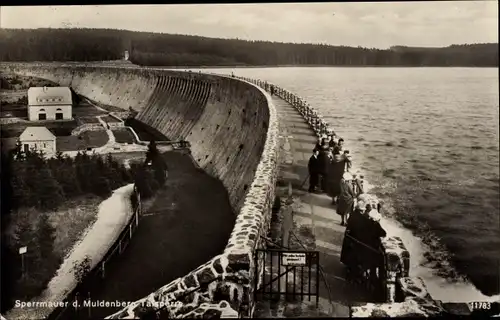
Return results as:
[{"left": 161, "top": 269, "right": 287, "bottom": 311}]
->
[{"left": 0, "top": 28, "right": 498, "bottom": 67}]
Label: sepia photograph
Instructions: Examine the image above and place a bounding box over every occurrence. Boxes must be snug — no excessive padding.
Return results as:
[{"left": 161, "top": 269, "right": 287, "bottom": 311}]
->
[{"left": 0, "top": 1, "right": 498, "bottom": 319}]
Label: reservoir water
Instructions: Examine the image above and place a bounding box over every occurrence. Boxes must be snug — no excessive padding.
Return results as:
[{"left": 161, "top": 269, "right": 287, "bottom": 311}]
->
[{"left": 192, "top": 67, "right": 499, "bottom": 302}]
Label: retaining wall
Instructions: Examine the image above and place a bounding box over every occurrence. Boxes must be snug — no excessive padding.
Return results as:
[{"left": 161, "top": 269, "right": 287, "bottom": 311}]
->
[
  {"left": 71, "top": 123, "right": 105, "bottom": 136},
  {"left": 3, "top": 64, "right": 279, "bottom": 318}
]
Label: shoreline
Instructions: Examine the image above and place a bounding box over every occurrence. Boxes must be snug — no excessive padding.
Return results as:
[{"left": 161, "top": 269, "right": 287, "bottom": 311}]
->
[{"left": 161, "top": 65, "right": 497, "bottom": 69}]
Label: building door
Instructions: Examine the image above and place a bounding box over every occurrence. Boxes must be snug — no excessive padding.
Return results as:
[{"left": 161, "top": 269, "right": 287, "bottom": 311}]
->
[
  {"left": 23, "top": 144, "right": 29, "bottom": 153},
  {"left": 39, "top": 113, "right": 47, "bottom": 120},
  {"left": 55, "top": 108, "right": 63, "bottom": 120}
]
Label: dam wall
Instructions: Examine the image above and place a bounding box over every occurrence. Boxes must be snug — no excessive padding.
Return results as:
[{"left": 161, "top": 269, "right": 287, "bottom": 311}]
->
[{"left": 4, "top": 64, "right": 279, "bottom": 318}]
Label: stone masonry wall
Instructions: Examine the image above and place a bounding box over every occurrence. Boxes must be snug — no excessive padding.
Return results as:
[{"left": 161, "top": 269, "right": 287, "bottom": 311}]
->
[{"left": 1, "top": 63, "right": 279, "bottom": 318}]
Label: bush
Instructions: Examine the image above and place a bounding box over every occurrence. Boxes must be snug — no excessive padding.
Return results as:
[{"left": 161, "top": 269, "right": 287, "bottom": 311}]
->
[{"left": 73, "top": 256, "right": 92, "bottom": 283}]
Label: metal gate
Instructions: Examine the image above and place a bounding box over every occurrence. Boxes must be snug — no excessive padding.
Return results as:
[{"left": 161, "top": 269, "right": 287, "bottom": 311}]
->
[{"left": 254, "top": 248, "right": 320, "bottom": 304}]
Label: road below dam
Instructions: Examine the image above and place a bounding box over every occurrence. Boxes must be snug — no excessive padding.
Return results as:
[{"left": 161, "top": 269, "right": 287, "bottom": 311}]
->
[{"left": 6, "top": 65, "right": 272, "bottom": 318}]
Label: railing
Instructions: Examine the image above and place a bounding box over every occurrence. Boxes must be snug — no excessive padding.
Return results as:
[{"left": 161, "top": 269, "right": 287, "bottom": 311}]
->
[{"left": 48, "top": 187, "right": 142, "bottom": 320}]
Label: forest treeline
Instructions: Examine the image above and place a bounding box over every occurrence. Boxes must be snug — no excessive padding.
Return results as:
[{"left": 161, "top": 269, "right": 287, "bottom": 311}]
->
[
  {"left": 0, "top": 143, "right": 167, "bottom": 312},
  {"left": 0, "top": 28, "right": 498, "bottom": 67}
]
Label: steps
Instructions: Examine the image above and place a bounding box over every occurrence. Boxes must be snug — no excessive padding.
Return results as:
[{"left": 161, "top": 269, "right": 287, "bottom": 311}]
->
[{"left": 254, "top": 297, "right": 349, "bottom": 318}]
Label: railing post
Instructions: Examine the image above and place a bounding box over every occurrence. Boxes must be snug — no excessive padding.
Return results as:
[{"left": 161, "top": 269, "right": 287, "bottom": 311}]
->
[
  {"left": 119, "top": 240, "right": 122, "bottom": 254},
  {"left": 101, "top": 261, "right": 105, "bottom": 278},
  {"left": 129, "top": 223, "right": 132, "bottom": 239},
  {"left": 386, "top": 271, "right": 397, "bottom": 302},
  {"left": 136, "top": 206, "right": 139, "bottom": 226}
]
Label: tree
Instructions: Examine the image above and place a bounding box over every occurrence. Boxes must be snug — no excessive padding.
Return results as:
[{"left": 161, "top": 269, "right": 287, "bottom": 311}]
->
[
  {"left": 13, "top": 141, "right": 24, "bottom": 160},
  {"left": 0, "top": 28, "right": 496, "bottom": 67},
  {"left": 145, "top": 140, "right": 159, "bottom": 165},
  {"left": 34, "top": 213, "right": 60, "bottom": 277},
  {"left": 73, "top": 256, "right": 92, "bottom": 284},
  {"left": 35, "top": 165, "right": 65, "bottom": 211}
]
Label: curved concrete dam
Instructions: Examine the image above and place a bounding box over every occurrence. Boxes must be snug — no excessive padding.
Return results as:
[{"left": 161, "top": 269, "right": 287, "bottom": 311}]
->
[{"left": 7, "top": 64, "right": 278, "bottom": 318}]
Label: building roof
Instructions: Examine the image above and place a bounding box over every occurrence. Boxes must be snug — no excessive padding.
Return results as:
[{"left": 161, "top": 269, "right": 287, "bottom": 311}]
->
[
  {"left": 20, "top": 126, "right": 56, "bottom": 141},
  {"left": 28, "top": 86, "right": 72, "bottom": 106}
]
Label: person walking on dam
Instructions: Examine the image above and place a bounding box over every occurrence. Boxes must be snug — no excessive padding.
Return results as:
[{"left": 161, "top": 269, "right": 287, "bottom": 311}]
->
[
  {"left": 308, "top": 149, "right": 320, "bottom": 193},
  {"left": 340, "top": 200, "right": 367, "bottom": 279},
  {"left": 337, "top": 171, "right": 357, "bottom": 226},
  {"left": 341, "top": 202, "right": 386, "bottom": 281},
  {"left": 329, "top": 134, "right": 337, "bottom": 150},
  {"left": 317, "top": 138, "right": 330, "bottom": 192},
  {"left": 334, "top": 138, "right": 344, "bottom": 154},
  {"left": 328, "top": 150, "right": 344, "bottom": 203}
]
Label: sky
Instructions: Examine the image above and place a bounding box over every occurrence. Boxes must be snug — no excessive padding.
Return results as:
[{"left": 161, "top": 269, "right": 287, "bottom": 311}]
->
[{"left": 0, "top": 2, "right": 498, "bottom": 49}]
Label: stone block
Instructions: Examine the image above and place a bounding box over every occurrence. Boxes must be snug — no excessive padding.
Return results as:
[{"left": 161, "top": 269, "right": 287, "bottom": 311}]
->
[
  {"left": 397, "top": 277, "right": 432, "bottom": 301},
  {"left": 381, "top": 236, "right": 409, "bottom": 276}
]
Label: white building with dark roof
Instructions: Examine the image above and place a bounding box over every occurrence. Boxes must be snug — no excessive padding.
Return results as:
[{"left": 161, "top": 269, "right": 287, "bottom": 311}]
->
[
  {"left": 27, "top": 86, "right": 73, "bottom": 121},
  {"left": 19, "top": 126, "right": 57, "bottom": 157}
]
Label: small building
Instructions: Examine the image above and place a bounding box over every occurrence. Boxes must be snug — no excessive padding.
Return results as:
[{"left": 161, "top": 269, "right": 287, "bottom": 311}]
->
[
  {"left": 19, "top": 126, "right": 57, "bottom": 157},
  {"left": 27, "top": 86, "right": 73, "bottom": 121}
]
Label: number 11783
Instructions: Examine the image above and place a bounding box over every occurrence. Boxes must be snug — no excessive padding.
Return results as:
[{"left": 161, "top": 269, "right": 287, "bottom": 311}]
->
[{"left": 469, "top": 301, "right": 491, "bottom": 310}]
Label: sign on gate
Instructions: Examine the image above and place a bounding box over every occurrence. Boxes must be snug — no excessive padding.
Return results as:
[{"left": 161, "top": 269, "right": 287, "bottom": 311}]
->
[
  {"left": 281, "top": 252, "right": 307, "bottom": 266},
  {"left": 254, "top": 249, "right": 319, "bottom": 304}
]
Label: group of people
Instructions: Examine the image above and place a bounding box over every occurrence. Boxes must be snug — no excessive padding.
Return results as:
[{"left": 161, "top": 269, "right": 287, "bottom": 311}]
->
[
  {"left": 340, "top": 195, "right": 387, "bottom": 284},
  {"left": 307, "top": 132, "right": 356, "bottom": 225},
  {"left": 306, "top": 133, "right": 387, "bottom": 283}
]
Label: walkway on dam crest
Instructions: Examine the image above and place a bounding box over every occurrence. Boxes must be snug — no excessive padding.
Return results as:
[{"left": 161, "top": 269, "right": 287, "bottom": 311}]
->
[{"left": 256, "top": 96, "right": 373, "bottom": 317}]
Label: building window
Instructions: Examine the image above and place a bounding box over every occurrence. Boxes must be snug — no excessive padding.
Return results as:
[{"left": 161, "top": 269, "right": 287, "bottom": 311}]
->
[
  {"left": 38, "top": 108, "right": 46, "bottom": 120},
  {"left": 43, "top": 143, "right": 47, "bottom": 148},
  {"left": 23, "top": 144, "right": 29, "bottom": 153}
]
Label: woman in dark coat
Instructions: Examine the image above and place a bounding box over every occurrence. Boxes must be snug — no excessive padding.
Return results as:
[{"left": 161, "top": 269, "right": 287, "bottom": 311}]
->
[
  {"left": 337, "top": 171, "right": 356, "bottom": 226},
  {"left": 340, "top": 201, "right": 366, "bottom": 277},
  {"left": 327, "top": 151, "right": 344, "bottom": 202},
  {"left": 341, "top": 204, "right": 387, "bottom": 282},
  {"left": 316, "top": 138, "right": 330, "bottom": 192}
]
